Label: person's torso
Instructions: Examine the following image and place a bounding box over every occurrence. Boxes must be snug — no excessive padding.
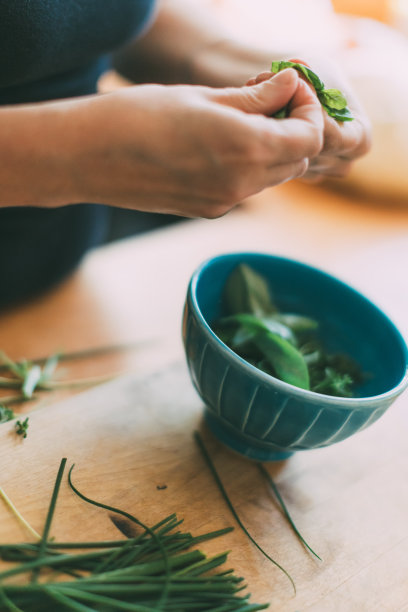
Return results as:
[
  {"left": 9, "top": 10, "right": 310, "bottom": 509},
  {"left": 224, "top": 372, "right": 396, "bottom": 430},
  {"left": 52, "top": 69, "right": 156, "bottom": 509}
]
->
[{"left": 0, "top": 0, "right": 156, "bottom": 103}]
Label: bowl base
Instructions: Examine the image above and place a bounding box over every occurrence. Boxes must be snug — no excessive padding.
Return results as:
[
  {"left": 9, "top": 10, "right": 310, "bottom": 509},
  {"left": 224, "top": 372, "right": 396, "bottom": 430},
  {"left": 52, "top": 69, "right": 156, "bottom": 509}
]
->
[{"left": 204, "top": 410, "right": 294, "bottom": 462}]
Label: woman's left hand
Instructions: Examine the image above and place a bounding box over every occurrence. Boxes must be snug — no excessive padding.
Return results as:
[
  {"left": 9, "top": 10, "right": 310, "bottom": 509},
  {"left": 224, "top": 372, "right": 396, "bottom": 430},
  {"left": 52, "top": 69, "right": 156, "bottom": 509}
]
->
[{"left": 246, "top": 61, "right": 371, "bottom": 181}]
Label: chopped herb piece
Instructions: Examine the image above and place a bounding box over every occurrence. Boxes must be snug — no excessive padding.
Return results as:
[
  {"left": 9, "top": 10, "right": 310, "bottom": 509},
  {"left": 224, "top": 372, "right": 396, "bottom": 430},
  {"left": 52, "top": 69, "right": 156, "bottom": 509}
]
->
[
  {"left": 15, "top": 417, "right": 29, "bottom": 439},
  {"left": 0, "top": 406, "right": 15, "bottom": 424}
]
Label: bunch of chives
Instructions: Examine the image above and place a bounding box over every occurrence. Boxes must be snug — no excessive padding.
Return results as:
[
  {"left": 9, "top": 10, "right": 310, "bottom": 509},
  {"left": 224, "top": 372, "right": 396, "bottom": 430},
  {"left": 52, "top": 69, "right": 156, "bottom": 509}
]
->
[{"left": 0, "top": 459, "right": 268, "bottom": 611}]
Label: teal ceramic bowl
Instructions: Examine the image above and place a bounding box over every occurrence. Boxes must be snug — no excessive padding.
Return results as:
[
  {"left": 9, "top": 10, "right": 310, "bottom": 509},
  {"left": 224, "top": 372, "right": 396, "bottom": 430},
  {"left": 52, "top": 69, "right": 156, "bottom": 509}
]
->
[{"left": 182, "top": 253, "right": 408, "bottom": 461}]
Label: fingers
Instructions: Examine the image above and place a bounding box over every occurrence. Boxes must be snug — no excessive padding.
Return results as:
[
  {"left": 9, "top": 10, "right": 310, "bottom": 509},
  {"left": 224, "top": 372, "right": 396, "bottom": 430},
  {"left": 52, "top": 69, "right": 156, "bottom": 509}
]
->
[
  {"left": 288, "top": 58, "right": 310, "bottom": 67},
  {"left": 265, "top": 157, "right": 309, "bottom": 184},
  {"left": 215, "top": 68, "right": 299, "bottom": 116},
  {"left": 306, "top": 154, "right": 354, "bottom": 178},
  {"left": 322, "top": 112, "right": 372, "bottom": 160},
  {"left": 219, "top": 157, "right": 310, "bottom": 211},
  {"left": 214, "top": 74, "right": 324, "bottom": 164},
  {"left": 246, "top": 72, "right": 274, "bottom": 86},
  {"left": 266, "top": 79, "right": 324, "bottom": 160}
]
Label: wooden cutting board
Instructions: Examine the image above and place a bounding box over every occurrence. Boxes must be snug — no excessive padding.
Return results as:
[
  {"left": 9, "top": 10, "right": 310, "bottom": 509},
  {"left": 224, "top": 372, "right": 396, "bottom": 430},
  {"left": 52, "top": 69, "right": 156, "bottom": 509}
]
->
[{"left": 0, "top": 360, "right": 407, "bottom": 611}]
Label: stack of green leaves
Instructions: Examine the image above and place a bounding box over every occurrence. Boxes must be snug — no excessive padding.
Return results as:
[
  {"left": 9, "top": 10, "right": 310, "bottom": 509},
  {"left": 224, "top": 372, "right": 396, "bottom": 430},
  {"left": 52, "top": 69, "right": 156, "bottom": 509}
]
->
[
  {"left": 213, "top": 264, "right": 363, "bottom": 397},
  {"left": 271, "top": 60, "right": 354, "bottom": 122},
  {"left": 0, "top": 458, "right": 268, "bottom": 611}
]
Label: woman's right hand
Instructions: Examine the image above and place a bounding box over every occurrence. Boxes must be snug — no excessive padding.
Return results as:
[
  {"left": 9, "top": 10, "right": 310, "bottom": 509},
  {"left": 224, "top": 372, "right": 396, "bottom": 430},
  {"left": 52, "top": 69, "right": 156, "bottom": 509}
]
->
[{"left": 70, "top": 68, "right": 323, "bottom": 218}]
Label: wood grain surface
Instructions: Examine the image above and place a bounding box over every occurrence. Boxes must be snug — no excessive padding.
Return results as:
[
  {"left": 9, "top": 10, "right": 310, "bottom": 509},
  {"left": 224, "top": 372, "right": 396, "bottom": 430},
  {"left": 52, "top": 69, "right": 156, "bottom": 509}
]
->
[{"left": 0, "top": 182, "right": 407, "bottom": 611}]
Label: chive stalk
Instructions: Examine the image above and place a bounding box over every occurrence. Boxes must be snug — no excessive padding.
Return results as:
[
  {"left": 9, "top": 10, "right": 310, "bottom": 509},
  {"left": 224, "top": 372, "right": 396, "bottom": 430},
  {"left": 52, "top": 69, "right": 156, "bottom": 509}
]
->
[
  {"left": 257, "top": 464, "right": 321, "bottom": 560},
  {"left": 194, "top": 431, "right": 296, "bottom": 594}
]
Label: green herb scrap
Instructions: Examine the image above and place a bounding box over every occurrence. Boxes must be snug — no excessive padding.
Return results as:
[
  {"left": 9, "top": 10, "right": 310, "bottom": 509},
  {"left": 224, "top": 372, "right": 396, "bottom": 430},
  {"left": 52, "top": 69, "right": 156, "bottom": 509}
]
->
[
  {"left": 15, "top": 417, "right": 29, "bottom": 439},
  {"left": 213, "top": 264, "right": 363, "bottom": 397},
  {"left": 271, "top": 60, "right": 354, "bottom": 122},
  {"left": 0, "top": 406, "right": 15, "bottom": 424},
  {"left": 0, "top": 350, "right": 60, "bottom": 400}
]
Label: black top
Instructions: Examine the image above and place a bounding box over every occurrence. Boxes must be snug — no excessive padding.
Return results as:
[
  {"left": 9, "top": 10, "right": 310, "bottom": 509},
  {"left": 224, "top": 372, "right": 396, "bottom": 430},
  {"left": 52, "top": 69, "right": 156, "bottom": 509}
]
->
[{"left": 0, "top": 0, "right": 156, "bottom": 307}]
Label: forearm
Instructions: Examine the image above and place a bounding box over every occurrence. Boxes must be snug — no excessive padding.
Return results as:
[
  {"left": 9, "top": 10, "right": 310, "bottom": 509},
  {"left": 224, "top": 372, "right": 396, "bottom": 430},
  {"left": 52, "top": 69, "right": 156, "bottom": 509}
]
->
[
  {"left": 112, "top": 0, "right": 272, "bottom": 87},
  {"left": 0, "top": 98, "right": 95, "bottom": 208}
]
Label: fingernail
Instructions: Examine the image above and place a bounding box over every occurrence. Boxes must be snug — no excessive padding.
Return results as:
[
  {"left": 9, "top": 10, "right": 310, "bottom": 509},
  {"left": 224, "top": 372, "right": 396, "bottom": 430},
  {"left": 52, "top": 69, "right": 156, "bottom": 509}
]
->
[{"left": 272, "top": 68, "right": 297, "bottom": 85}]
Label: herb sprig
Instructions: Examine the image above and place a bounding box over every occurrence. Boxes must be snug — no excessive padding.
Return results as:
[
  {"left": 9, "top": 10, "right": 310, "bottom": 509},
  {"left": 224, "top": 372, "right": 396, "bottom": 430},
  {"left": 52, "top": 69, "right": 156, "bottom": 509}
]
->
[{"left": 271, "top": 60, "right": 354, "bottom": 122}]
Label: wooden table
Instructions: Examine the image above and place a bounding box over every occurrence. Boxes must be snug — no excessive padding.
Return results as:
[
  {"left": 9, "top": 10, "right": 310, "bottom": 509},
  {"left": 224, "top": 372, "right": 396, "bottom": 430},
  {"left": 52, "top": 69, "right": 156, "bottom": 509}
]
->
[{"left": 0, "top": 182, "right": 407, "bottom": 611}]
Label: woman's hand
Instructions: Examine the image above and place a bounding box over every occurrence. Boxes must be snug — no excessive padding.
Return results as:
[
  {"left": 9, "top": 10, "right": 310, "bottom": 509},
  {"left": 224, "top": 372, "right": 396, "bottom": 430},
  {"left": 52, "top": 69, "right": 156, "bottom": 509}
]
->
[
  {"left": 73, "top": 69, "right": 323, "bottom": 218},
  {"left": 302, "top": 89, "right": 371, "bottom": 182},
  {"left": 246, "top": 60, "right": 371, "bottom": 183}
]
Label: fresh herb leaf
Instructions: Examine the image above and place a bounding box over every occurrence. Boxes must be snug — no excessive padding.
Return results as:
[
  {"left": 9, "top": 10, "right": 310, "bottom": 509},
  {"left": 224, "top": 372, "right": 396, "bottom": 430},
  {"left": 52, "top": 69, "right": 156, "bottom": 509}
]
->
[
  {"left": 271, "top": 60, "right": 354, "bottom": 122},
  {"left": 254, "top": 330, "right": 310, "bottom": 390},
  {"left": 271, "top": 60, "right": 325, "bottom": 91},
  {"left": 318, "top": 88, "right": 347, "bottom": 111},
  {"left": 223, "top": 263, "right": 277, "bottom": 317},
  {"left": 271, "top": 314, "right": 318, "bottom": 334},
  {"left": 216, "top": 313, "right": 310, "bottom": 390}
]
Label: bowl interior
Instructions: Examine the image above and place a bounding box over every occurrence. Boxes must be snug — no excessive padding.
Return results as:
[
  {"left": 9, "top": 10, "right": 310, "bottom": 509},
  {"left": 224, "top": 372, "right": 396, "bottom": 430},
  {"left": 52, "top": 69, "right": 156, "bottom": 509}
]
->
[{"left": 193, "top": 253, "right": 408, "bottom": 398}]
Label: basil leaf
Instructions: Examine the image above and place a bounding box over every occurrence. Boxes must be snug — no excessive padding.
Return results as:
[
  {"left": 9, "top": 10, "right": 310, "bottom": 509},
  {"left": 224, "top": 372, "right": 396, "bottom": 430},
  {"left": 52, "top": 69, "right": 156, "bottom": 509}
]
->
[
  {"left": 270, "top": 314, "right": 318, "bottom": 334},
  {"left": 318, "top": 89, "right": 347, "bottom": 111},
  {"left": 223, "top": 263, "right": 276, "bottom": 316},
  {"left": 254, "top": 332, "right": 310, "bottom": 390},
  {"left": 220, "top": 313, "right": 294, "bottom": 344},
  {"left": 271, "top": 60, "right": 324, "bottom": 91},
  {"left": 324, "top": 106, "right": 354, "bottom": 121},
  {"left": 270, "top": 60, "right": 354, "bottom": 122},
  {"left": 221, "top": 313, "right": 310, "bottom": 390}
]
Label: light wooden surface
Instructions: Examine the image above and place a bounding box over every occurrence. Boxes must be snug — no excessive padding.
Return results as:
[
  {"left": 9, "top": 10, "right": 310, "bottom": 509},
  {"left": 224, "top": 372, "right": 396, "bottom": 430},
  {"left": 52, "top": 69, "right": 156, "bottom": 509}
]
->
[{"left": 0, "top": 181, "right": 407, "bottom": 610}]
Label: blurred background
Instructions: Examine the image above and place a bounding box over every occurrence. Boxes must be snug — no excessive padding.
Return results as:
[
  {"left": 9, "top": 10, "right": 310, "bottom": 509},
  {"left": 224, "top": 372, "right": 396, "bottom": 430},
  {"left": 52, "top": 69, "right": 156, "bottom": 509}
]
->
[{"left": 102, "top": 0, "right": 408, "bottom": 242}]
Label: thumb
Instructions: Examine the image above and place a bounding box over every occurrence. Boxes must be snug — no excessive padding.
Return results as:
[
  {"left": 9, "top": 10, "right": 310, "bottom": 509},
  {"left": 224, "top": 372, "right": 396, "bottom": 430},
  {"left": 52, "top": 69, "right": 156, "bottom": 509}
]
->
[{"left": 215, "top": 68, "right": 299, "bottom": 116}]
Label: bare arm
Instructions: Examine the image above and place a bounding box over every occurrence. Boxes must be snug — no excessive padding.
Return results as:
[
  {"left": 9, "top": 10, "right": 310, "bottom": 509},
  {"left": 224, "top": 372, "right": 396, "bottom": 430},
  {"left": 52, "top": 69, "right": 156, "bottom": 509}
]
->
[
  {"left": 0, "top": 98, "right": 85, "bottom": 208},
  {"left": 0, "top": 71, "right": 324, "bottom": 215}
]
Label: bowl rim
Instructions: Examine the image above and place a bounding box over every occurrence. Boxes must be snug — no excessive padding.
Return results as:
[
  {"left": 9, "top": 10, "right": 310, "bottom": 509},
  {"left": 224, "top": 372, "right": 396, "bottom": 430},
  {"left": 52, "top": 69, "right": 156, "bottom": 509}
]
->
[{"left": 187, "top": 251, "right": 408, "bottom": 408}]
